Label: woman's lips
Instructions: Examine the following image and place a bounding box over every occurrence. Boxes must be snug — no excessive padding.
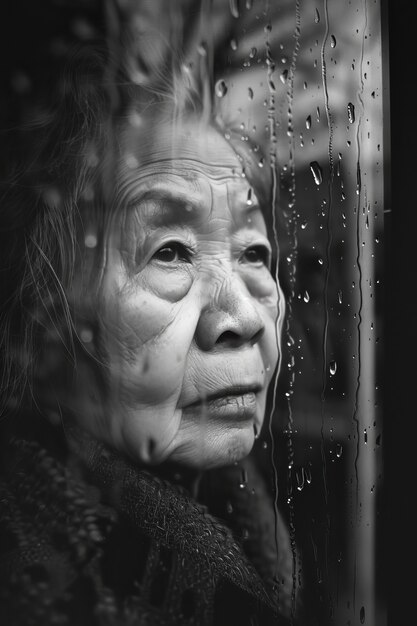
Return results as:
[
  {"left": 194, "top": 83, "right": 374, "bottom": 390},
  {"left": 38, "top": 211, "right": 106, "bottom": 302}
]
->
[{"left": 182, "top": 386, "right": 261, "bottom": 421}]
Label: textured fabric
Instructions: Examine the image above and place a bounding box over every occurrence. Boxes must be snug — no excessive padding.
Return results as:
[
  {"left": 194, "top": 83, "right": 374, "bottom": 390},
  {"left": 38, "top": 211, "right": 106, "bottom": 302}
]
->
[{"left": 0, "top": 413, "right": 295, "bottom": 625}]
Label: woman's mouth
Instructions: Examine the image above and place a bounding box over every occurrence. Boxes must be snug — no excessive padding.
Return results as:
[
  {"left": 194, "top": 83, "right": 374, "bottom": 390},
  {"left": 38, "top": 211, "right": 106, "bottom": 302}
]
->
[{"left": 182, "top": 386, "right": 261, "bottom": 422}]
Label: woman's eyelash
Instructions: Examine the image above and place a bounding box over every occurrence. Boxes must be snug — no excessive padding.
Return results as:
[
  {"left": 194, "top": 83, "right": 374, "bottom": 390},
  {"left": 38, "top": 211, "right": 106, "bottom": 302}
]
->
[
  {"left": 151, "top": 241, "right": 194, "bottom": 264},
  {"left": 240, "top": 244, "right": 271, "bottom": 266}
]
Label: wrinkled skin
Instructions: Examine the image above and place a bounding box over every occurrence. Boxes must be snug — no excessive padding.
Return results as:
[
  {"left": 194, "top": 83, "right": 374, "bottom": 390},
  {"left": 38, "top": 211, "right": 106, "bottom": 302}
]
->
[{"left": 62, "top": 120, "right": 285, "bottom": 469}]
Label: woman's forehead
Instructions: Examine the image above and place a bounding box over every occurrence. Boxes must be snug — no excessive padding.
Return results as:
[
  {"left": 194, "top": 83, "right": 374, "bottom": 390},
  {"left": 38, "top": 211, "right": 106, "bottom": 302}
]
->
[
  {"left": 117, "top": 174, "right": 264, "bottom": 232},
  {"left": 118, "top": 118, "right": 242, "bottom": 172}
]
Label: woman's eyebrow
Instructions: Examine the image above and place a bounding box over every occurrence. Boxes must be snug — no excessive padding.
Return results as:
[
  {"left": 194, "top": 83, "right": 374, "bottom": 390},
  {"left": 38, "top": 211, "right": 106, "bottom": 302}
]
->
[{"left": 128, "top": 188, "right": 206, "bottom": 226}]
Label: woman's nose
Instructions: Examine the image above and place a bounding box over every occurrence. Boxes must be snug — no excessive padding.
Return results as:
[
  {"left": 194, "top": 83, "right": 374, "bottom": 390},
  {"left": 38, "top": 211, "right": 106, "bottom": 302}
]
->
[{"left": 195, "top": 272, "right": 265, "bottom": 351}]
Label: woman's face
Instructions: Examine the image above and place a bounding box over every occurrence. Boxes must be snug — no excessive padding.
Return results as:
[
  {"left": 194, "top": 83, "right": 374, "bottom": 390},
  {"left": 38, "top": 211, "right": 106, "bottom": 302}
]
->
[{"left": 71, "top": 120, "right": 284, "bottom": 469}]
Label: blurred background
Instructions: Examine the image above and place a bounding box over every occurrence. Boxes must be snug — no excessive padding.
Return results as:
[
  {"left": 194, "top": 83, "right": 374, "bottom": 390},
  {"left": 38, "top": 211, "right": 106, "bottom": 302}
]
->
[{"left": 0, "top": 1, "right": 385, "bottom": 624}]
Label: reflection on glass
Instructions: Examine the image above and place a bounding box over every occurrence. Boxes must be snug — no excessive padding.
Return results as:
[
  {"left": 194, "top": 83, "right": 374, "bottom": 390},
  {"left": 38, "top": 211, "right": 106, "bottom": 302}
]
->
[{"left": 0, "top": 1, "right": 385, "bottom": 625}]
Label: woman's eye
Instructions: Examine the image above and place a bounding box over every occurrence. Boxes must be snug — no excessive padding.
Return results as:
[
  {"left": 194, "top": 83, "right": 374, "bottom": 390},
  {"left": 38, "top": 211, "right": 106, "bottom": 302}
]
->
[
  {"left": 151, "top": 242, "right": 192, "bottom": 264},
  {"left": 240, "top": 245, "right": 270, "bottom": 267}
]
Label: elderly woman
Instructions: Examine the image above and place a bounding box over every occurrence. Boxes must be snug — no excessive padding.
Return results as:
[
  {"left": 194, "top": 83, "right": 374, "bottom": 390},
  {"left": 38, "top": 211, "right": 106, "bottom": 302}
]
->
[{"left": 0, "top": 11, "right": 298, "bottom": 626}]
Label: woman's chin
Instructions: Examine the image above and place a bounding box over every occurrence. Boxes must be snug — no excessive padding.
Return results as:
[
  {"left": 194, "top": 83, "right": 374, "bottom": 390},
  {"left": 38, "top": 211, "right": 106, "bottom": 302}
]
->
[{"left": 165, "top": 422, "right": 256, "bottom": 469}]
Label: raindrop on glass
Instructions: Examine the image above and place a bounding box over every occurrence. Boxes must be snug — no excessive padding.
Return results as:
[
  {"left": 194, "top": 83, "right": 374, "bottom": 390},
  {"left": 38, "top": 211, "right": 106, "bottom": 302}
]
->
[
  {"left": 11, "top": 71, "right": 31, "bottom": 94},
  {"left": 239, "top": 469, "right": 248, "bottom": 489},
  {"left": 280, "top": 69, "right": 288, "bottom": 84},
  {"left": 347, "top": 102, "right": 355, "bottom": 124},
  {"left": 84, "top": 233, "right": 98, "bottom": 249},
  {"left": 296, "top": 468, "right": 305, "bottom": 491},
  {"left": 360, "top": 606, "right": 365, "bottom": 623},
  {"left": 336, "top": 443, "right": 343, "bottom": 458},
  {"left": 230, "top": 38, "right": 238, "bottom": 51},
  {"left": 248, "top": 87, "right": 254, "bottom": 100},
  {"left": 314, "top": 8, "right": 320, "bottom": 23},
  {"left": 215, "top": 79, "right": 228, "bottom": 97},
  {"left": 305, "top": 115, "right": 312, "bottom": 129},
  {"left": 229, "top": 0, "right": 239, "bottom": 18},
  {"left": 303, "top": 290, "right": 310, "bottom": 303},
  {"left": 310, "top": 161, "right": 323, "bottom": 185},
  {"left": 80, "top": 328, "right": 94, "bottom": 343},
  {"left": 246, "top": 188, "right": 253, "bottom": 205},
  {"left": 249, "top": 47, "right": 257, "bottom": 59},
  {"left": 329, "top": 361, "right": 337, "bottom": 376},
  {"left": 330, "top": 35, "right": 336, "bottom": 48},
  {"left": 42, "top": 187, "right": 62, "bottom": 208}
]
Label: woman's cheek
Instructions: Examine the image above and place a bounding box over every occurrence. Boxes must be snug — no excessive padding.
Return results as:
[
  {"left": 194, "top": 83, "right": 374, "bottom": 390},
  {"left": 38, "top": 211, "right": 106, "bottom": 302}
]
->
[
  {"left": 101, "top": 285, "right": 197, "bottom": 401},
  {"left": 142, "top": 265, "right": 193, "bottom": 302},
  {"left": 240, "top": 267, "right": 279, "bottom": 308}
]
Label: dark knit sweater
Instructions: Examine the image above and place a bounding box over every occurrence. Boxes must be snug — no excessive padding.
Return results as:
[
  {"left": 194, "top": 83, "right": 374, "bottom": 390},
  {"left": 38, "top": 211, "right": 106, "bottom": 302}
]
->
[{"left": 0, "top": 413, "right": 297, "bottom": 626}]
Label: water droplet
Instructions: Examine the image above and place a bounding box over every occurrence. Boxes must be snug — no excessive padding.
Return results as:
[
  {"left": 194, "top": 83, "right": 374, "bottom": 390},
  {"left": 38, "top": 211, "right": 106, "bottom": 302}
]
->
[
  {"left": 246, "top": 0, "right": 253, "bottom": 8},
  {"left": 316, "top": 107, "right": 321, "bottom": 122},
  {"left": 364, "top": 429, "right": 368, "bottom": 444},
  {"left": 318, "top": 258, "right": 324, "bottom": 265},
  {"left": 360, "top": 606, "right": 365, "bottom": 623},
  {"left": 336, "top": 443, "right": 343, "bottom": 458},
  {"left": 248, "top": 87, "right": 254, "bottom": 100},
  {"left": 226, "top": 501, "right": 234, "bottom": 514},
  {"left": 84, "top": 233, "right": 97, "bottom": 248},
  {"left": 301, "top": 220, "right": 308, "bottom": 229},
  {"left": 305, "top": 115, "right": 312, "bottom": 129},
  {"left": 197, "top": 42, "right": 208, "bottom": 56},
  {"left": 330, "top": 35, "right": 336, "bottom": 48},
  {"left": 229, "top": 0, "right": 239, "bottom": 18},
  {"left": 80, "top": 328, "right": 93, "bottom": 343},
  {"left": 246, "top": 188, "right": 253, "bottom": 205},
  {"left": 230, "top": 38, "right": 238, "bottom": 51},
  {"left": 240, "top": 469, "right": 248, "bottom": 488},
  {"left": 347, "top": 102, "right": 355, "bottom": 124},
  {"left": 81, "top": 185, "right": 94, "bottom": 202},
  {"left": 128, "top": 110, "right": 143, "bottom": 129},
  {"left": 42, "top": 187, "right": 62, "bottom": 208},
  {"left": 258, "top": 157, "right": 264, "bottom": 168},
  {"left": 280, "top": 69, "right": 288, "bottom": 83},
  {"left": 310, "top": 161, "right": 323, "bottom": 185},
  {"left": 303, "top": 290, "right": 310, "bottom": 303},
  {"left": 296, "top": 468, "right": 305, "bottom": 491},
  {"left": 215, "top": 79, "right": 228, "bottom": 98},
  {"left": 11, "top": 71, "right": 31, "bottom": 94},
  {"left": 314, "top": 8, "right": 320, "bottom": 23},
  {"left": 305, "top": 466, "right": 312, "bottom": 484},
  {"left": 125, "top": 154, "right": 139, "bottom": 169},
  {"left": 329, "top": 361, "right": 337, "bottom": 376},
  {"left": 249, "top": 47, "right": 257, "bottom": 59}
]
